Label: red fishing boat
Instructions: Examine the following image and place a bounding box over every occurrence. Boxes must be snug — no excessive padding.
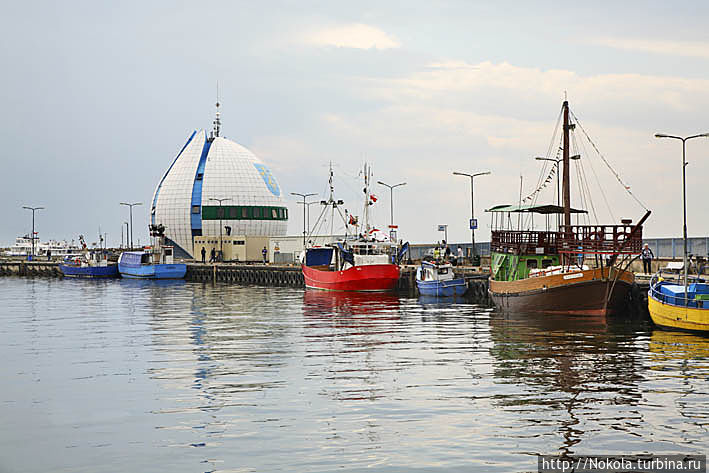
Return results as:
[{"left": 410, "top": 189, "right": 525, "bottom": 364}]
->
[{"left": 301, "top": 164, "right": 407, "bottom": 292}]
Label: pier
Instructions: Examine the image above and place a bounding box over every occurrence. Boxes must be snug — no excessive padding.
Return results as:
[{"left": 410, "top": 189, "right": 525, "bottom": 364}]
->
[{"left": 0, "top": 259, "right": 653, "bottom": 314}]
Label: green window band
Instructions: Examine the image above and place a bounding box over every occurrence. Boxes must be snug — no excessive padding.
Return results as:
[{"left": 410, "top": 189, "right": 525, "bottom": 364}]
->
[{"left": 201, "top": 205, "right": 288, "bottom": 221}]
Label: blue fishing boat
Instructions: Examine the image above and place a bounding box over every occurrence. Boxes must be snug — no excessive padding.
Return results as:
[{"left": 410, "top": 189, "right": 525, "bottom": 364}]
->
[
  {"left": 59, "top": 252, "right": 119, "bottom": 278},
  {"left": 118, "top": 224, "right": 186, "bottom": 279},
  {"left": 416, "top": 261, "right": 467, "bottom": 297}
]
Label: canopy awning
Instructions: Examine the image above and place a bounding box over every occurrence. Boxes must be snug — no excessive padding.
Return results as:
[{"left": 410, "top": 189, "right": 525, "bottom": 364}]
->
[{"left": 485, "top": 204, "right": 587, "bottom": 214}]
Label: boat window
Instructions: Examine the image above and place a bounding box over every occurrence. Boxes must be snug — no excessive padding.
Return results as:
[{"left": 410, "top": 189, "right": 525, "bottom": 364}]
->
[
  {"left": 141, "top": 254, "right": 150, "bottom": 264},
  {"left": 526, "top": 259, "right": 538, "bottom": 269},
  {"left": 542, "top": 259, "right": 553, "bottom": 268},
  {"left": 192, "top": 205, "right": 200, "bottom": 214},
  {"left": 438, "top": 268, "right": 448, "bottom": 275},
  {"left": 164, "top": 248, "right": 172, "bottom": 256}
]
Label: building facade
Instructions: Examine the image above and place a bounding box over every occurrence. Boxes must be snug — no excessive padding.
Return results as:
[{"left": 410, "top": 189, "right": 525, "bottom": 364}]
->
[{"left": 151, "top": 123, "right": 287, "bottom": 258}]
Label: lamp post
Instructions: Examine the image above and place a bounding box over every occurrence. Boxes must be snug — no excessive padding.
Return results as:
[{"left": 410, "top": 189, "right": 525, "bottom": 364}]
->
[
  {"left": 122, "top": 222, "right": 129, "bottom": 248},
  {"left": 535, "top": 155, "right": 579, "bottom": 228},
  {"left": 22, "top": 206, "right": 44, "bottom": 259},
  {"left": 377, "top": 180, "right": 406, "bottom": 240},
  {"left": 453, "top": 171, "right": 490, "bottom": 261},
  {"left": 120, "top": 202, "right": 142, "bottom": 249},
  {"left": 655, "top": 132, "right": 709, "bottom": 304},
  {"left": 291, "top": 192, "right": 317, "bottom": 247},
  {"left": 209, "top": 197, "right": 231, "bottom": 261}
]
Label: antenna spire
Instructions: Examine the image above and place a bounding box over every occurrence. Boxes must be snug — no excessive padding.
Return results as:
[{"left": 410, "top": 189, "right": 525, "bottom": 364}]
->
[{"left": 211, "top": 81, "right": 221, "bottom": 139}]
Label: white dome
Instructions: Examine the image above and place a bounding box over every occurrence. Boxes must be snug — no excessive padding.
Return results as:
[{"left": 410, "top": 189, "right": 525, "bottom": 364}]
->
[{"left": 151, "top": 130, "right": 287, "bottom": 258}]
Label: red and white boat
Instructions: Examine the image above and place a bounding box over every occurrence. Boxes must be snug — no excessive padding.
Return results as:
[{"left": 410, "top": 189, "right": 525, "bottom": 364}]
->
[
  {"left": 301, "top": 164, "right": 406, "bottom": 292},
  {"left": 302, "top": 244, "right": 401, "bottom": 291}
]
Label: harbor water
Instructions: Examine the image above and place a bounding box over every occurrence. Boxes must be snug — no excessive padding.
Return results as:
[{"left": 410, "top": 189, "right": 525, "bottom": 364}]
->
[{"left": 1, "top": 278, "right": 707, "bottom": 472}]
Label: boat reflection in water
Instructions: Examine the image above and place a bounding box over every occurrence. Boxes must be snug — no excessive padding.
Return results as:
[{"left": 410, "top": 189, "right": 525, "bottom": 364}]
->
[
  {"left": 302, "top": 289, "right": 400, "bottom": 319},
  {"left": 488, "top": 310, "right": 645, "bottom": 456},
  {"left": 648, "top": 329, "right": 709, "bottom": 364}
]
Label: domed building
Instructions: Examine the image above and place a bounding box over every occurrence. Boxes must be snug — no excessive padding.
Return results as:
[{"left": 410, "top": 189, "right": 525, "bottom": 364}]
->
[{"left": 150, "top": 107, "right": 288, "bottom": 258}]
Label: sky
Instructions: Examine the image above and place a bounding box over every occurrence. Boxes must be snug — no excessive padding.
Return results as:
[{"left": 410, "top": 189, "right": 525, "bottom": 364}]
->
[{"left": 2, "top": 0, "right": 709, "bottom": 247}]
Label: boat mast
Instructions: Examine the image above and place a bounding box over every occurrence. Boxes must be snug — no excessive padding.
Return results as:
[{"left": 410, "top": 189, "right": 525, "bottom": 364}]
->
[
  {"left": 365, "top": 164, "right": 370, "bottom": 235},
  {"left": 562, "top": 100, "right": 571, "bottom": 229}
]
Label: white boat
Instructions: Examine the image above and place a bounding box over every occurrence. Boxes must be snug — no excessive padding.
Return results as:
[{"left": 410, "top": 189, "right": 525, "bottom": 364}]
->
[{"left": 4, "top": 235, "right": 81, "bottom": 257}]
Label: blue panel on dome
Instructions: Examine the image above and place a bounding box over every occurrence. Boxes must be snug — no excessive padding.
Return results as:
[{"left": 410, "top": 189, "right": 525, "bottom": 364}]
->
[
  {"left": 190, "top": 136, "right": 212, "bottom": 231},
  {"left": 152, "top": 130, "right": 197, "bottom": 225},
  {"left": 254, "top": 163, "right": 280, "bottom": 197}
]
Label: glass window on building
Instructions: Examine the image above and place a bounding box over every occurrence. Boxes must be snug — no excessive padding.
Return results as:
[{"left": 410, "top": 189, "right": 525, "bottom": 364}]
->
[
  {"left": 229, "top": 207, "right": 237, "bottom": 218},
  {"left": 192, "top": 205, "right": 200, "bottom": 214},
  {"left": 272, "top": 209, "right": 278, "bottom": 219},
  {"left": 254, "top": 207, "right": 261, "bottom": 218},
  {"left": 242, "top": 208, "right": 248, "bottom": 218}
]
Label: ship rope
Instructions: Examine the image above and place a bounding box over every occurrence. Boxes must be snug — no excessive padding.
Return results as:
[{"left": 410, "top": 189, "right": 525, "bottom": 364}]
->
[
  {"left": 571, "top": 132, "right": 603, "bottom": 224},
  {"left": 570, "top": 110, "right": 649, "bottom": 211},
  {"left": 573, "top": 129, "right": 614, "bottom": 223}
]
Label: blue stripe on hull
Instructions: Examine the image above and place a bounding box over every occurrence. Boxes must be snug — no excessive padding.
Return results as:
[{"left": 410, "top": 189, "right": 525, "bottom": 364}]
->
[
  {"left": 59, "top": 264, "right": 119, "bottom": 278},
  {"left": 417, "top": 278, "right": 467, "bottom": 297},
  {"left": 118, "top": 263, "right": 186, "bottom": 279}
]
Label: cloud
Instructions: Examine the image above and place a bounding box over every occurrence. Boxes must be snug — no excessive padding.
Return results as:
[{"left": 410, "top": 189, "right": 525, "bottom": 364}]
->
[
  {"left": 302, "top": 23, "right": 400, "bottom": 50},
  {"left": 362, "top": 60, "right": 709, "bottom": 112},
  {"left": 591, "top": 37, "right": 709, "bottom": 59}
]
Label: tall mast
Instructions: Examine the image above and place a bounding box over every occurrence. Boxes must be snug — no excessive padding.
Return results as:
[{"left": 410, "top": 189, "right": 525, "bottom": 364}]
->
[
  {"left": 562, "top": 100, "right": 571, "bottom": 228},
  {"left": 363, "top": 163, "right": 371, "bottom": 235}
]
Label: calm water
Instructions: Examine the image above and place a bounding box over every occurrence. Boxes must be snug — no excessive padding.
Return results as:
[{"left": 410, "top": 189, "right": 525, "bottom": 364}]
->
[{"left": 1, "top": 278, "right": 708, "bottom": 472}]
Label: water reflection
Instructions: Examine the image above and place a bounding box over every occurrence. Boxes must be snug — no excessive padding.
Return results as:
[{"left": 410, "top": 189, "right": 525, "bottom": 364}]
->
[
  {"left": 3, "top": 278, "right": 709, "bottom": 472},
  {"left": 488, "top": 311, "right": 646, "bottom": 456}
]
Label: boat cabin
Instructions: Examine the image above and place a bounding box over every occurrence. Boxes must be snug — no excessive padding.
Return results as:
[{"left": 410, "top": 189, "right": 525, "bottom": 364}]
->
[{"left": 487, "top": 204, "right": 644, "bottom": 281}]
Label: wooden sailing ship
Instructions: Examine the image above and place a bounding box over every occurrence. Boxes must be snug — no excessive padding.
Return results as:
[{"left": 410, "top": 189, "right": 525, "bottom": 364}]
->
[{"left": 487, "top": 100, "right": 650, "bottom": 316}]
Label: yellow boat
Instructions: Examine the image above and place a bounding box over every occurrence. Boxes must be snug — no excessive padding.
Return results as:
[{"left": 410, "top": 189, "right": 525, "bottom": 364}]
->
[{"left": 648, "top": 274, "right": 709, "bottom": 334}]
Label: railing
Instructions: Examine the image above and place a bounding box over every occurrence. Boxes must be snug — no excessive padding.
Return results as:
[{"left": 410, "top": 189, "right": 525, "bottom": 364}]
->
[
  {"left": 490, "top": 230, "right": 559, "bottom": 254},
  {"left": 558, "top": 224, "right": 642, "bottom": 254},
  {"left": 491, "top": 224, "right": 643, "bottom": 255}
]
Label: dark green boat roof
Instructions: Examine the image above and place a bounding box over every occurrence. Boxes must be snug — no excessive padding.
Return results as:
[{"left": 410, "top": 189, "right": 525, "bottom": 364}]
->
[{"left": 485, "top": 204, "right": 587, "bottom": 214}]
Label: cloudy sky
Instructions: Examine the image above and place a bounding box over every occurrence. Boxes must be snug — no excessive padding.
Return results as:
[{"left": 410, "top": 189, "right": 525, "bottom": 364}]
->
[{"left": 2, "top": 0, "right": 709, "bottom": 247}]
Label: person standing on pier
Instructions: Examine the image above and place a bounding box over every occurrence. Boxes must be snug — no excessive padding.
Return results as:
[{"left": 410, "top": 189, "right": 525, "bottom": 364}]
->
[
  {"left": 210, "top": 247, "right": 216, "bottom": 263},
  {"left": 641, "top": 243, "right": 654, "bottom": 274},
  {"left": 262, "top": 246, "right": 268, "bottom": 264},
  {"left": 201, "top": 246, "right": 206, "bottom": 263}
]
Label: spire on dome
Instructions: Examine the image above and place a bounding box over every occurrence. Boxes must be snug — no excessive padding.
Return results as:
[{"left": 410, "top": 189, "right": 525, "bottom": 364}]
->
[{"left": 210, "top": 81, "right": 221, "bottom": 140}]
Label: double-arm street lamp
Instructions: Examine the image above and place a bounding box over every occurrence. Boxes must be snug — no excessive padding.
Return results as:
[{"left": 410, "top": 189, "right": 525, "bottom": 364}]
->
[
  {"left": 291, "top": 192, "right": 317, "bottom": 247},
  {"left": 655, "top": 132, "right": 709, "bottom": 302},
  {"left": 452, "top": 171, "right": 490, "bottom": 260},
  {"left": 120, "top": 202, "right": 142, "bottom": 249},
  {"left": 377, "top": 180, "right": 406, "bottom": 241},
  {"left": 209, "top": 197, "right": 232, "bottom": 261},
  {"left": 22, "top": 205, "right": 44, "bottom": 259}
]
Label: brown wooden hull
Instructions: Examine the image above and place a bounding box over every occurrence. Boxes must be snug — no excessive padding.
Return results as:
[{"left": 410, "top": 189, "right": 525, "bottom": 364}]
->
[{"left": 489, "top": 267, "right": 634, "bottom": 316}]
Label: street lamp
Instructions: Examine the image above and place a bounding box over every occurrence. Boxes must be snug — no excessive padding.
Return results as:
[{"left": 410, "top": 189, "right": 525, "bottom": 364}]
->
[
  {"left": 291, "top": 192, "right": 317, "bottom": 247},
  {"left": 120, "top": 202, "right": 142, "bottom": 249},
  {"left": 535, "top": 155, "right": 580, "bottom": 228},
  {"left": 377, "top": 181, "right": 406, "bottom": 239},
  {"left": 452, "top": 171, "right": 490, "bottom": 261},
  {"left": 209, "top": 197, "right": 232, "bottom": 262},
  {"left": 655, "top": 132, "right": 709, "bottom": 303},
  {"left": 123, "top": 222, "right": 129, "bottom": 248},
  {"left": 22, "top": 206, "right": 44, "bottom": 259}
]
